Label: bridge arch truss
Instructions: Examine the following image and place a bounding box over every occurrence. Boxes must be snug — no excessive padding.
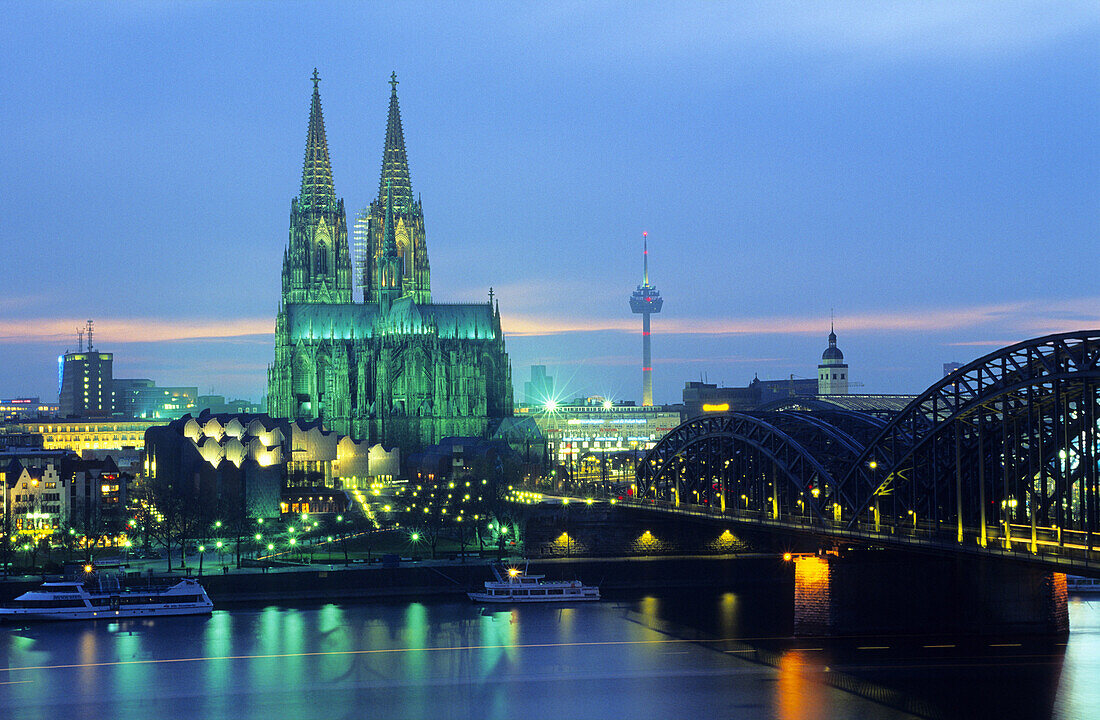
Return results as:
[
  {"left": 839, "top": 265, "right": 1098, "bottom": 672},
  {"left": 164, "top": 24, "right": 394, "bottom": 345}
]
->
[{"left": 638, "top": 332, "right": 1100, "bottom": 569}]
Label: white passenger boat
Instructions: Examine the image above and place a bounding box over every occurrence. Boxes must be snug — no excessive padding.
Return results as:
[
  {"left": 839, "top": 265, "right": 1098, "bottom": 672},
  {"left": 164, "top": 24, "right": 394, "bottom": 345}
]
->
[
  {"left": 1067, "top": 575, "right": 1100, "bottom": 594},
  {"left": 468, "top": 565, "right": 599, "bottom": 603},
  {"left": 0, "top": 572, "right": 213, "bottom": 622}
]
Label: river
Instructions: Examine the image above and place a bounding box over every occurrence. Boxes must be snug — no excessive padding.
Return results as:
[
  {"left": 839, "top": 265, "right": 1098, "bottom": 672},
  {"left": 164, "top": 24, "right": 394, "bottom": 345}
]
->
[{"left": 0, "top": 588, "right": 1098, "bottom": 719}]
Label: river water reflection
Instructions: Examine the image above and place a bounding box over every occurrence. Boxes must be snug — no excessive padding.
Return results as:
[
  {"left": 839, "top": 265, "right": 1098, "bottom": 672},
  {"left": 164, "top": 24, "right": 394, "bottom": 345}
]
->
[{"left": 0, "top": 589, "right": 1098, "bottom": 719}]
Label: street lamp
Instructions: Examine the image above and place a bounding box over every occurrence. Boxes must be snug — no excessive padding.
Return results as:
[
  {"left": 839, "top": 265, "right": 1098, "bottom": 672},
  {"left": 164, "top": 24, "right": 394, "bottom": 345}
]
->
[{"left": 198, "top": 545, "right": 206, "bottom": 575}]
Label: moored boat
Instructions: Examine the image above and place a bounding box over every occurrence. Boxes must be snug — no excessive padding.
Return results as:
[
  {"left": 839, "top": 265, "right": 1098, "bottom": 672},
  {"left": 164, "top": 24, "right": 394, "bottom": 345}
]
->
[
  {"left": 468, "top": 565, "right": 599, "bottom": 603},
  {"left": 1067, "top": 575, "right": 1100, "bottom": 594},
  {"left": 0, "top": 571, "right": 213, "bottom": 622}
]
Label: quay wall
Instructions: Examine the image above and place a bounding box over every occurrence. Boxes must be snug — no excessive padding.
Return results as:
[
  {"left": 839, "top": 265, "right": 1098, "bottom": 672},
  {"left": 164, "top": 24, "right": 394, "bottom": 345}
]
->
[{"left": 0, "top": 555, "right": 790, "bottom": 605}]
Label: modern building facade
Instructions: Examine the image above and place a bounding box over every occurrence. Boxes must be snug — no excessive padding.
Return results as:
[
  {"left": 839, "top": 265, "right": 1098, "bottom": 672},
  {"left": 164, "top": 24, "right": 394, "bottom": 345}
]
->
[
  {"left": 267, "top": 72, "right": 513, "bottom": 454},
  {"left": 517, "top": 398, "right": 680, "bottom": 473},
  {"left": 197, "top": 395, "right": 262, "bottom": 415},
  {"left": 114, "top": 379, "right": 199, "bottom": 419},
  {"left": 2, "top": 419, "right": 158, "bottom": 456},
  {"left": 144, "top": 411, "right": 400, "bottom": 518},
  {"left": 58, "top": 351, "right": 113, "bottom": 418},
  {"left": 522, "top": 366, "right": 555, "bottom": 407},
  {"left": 0, "top": 398, "right": 58, "bottom": 421}
]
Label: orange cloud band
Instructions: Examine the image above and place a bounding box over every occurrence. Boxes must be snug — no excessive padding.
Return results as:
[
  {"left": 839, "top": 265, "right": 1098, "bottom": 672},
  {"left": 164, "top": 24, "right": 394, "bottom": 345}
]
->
[{"left": 0, "top": 297, "right": 1095, "bottom": 344}]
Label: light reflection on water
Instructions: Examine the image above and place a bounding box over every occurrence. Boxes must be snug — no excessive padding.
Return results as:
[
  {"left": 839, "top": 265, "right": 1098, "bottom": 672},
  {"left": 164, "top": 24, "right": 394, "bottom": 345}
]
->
[{"left": 0, "top": 593, "right": 1095, "bottom": 720}]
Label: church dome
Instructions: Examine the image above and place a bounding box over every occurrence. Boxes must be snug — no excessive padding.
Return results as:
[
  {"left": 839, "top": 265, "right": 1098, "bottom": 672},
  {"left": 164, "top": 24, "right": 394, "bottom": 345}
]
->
[{"left": 821, "top": 330, "right": 844, "bottom": 361}]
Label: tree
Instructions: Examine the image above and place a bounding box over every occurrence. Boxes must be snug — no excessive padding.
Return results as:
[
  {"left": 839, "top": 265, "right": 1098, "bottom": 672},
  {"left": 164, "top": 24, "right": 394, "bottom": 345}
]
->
[
  {"left": 0, "top": 500, "right": 13, "bottom": 577},
  {"left": 140, "top": 471, "right": 208, "bottom": 571}
]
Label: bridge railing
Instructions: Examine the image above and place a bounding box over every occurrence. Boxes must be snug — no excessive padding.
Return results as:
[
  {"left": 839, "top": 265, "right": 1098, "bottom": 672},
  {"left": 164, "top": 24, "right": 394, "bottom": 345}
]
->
[{"left": 609, "top": 495, "right": 1100, "bottom": 573}]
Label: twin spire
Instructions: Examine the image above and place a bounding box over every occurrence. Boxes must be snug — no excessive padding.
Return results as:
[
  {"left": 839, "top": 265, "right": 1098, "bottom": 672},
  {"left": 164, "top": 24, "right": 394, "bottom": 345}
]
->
[
  {"left": 298, "top": 69, "right": 413, "bottom": 211},
  {"left": 299, "top": 68, "right": 336, "bottom": 211},
  {"left": 379, "top": 71, "right": 413, "bottom": 210}
]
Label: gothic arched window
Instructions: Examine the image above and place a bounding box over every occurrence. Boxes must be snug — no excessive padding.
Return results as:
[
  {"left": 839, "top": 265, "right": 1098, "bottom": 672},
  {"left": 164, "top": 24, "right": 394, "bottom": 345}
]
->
[{"left": 315, "top": 243, "right": 329, "bottom": 275}]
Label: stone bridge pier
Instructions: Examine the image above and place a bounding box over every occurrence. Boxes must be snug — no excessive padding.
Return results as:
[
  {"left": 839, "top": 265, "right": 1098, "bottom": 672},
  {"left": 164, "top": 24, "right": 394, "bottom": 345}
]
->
[{"left": 793, "top": 550, "right": 1068, "bottom": 636}]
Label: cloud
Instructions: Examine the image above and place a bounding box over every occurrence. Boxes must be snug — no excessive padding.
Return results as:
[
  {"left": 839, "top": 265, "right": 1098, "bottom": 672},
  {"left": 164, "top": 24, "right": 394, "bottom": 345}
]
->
[
  {"left": 560, "top": 1, "right": 1100, "bottom": 63},
  {"left": 502, "top": 298, "right": 1100, "bottom": 338},
  {"left": 0, "top": 318, "right": 272, "bottom": 344},
  {"left": 1, "top": 296, "right": 1094, "bottom": 348}
]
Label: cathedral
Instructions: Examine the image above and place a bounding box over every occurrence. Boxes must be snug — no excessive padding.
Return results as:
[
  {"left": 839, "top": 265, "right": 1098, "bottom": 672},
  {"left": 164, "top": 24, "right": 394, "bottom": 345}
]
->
[{"left": 267, "top": 71, "right": 513, "bottom": 453}]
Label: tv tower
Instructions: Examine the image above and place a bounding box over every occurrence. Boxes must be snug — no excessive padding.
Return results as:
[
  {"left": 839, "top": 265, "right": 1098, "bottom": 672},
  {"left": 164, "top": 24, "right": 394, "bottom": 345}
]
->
[{"left": 629, "top": 232, "right": 663, "bottom": 406}]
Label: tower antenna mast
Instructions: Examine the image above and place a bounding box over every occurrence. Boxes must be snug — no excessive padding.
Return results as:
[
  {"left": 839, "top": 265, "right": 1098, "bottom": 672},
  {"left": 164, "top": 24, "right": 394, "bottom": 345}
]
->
[{"left": 629, "top": 231, "right": 663, "bottom": 406}]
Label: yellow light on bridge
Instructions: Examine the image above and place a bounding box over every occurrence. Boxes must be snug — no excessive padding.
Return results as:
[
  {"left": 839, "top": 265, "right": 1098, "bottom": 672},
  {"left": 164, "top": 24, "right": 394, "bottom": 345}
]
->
[{"left": 702, "top": 403, "right": 730, "bottom": 412}]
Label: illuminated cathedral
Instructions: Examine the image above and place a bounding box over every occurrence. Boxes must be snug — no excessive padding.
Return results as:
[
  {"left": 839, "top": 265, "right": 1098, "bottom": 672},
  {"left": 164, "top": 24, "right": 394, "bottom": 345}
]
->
[{"left": 267, "top": 71, "right": 513, "bottom": 452}]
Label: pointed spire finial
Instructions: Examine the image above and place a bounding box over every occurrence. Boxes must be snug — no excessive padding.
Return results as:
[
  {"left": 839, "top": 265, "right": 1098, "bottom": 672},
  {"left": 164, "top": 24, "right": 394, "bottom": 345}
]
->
[
  {"left": 488, "top": 287, "right": 494, "bottom": 304},
  {"left": 300, "top": 68, "right": 336, "bottom": 210},
  {"left": 378, "top": 73, "right": 412, "bottom": 205}
]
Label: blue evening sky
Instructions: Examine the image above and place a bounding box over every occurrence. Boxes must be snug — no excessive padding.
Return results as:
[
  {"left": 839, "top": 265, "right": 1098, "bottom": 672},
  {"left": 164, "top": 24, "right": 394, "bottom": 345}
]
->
[{"left": 1, "top": 2, "right": 1097, "bottom": 405}]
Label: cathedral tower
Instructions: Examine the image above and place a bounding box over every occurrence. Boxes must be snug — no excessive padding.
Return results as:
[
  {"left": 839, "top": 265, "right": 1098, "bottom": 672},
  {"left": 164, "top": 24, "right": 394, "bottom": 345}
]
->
[
  {"left": 281, "top": 69, "right": 353, "bottom": 306},
  {"left": 270, "top": 71, "right": 513, "bottom": 456},
  {"left": 355, "top": 73, "right": 431, "bottom": 304}
]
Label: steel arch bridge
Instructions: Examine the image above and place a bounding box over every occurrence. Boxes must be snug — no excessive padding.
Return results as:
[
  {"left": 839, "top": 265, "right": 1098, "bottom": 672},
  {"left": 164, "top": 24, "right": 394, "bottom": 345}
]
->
[{"left": 636, "top": 331, "right": 1100, "bottom": 573}]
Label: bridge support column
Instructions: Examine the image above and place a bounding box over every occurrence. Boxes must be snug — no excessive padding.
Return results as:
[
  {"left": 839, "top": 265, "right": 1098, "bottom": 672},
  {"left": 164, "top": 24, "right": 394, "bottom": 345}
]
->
[{"left": 793, "top": 552, "right": 1068, "bottom": 637}]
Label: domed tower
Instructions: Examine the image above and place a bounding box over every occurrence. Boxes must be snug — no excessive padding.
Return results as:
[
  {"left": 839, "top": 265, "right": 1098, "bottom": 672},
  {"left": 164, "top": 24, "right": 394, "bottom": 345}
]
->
[{"left": 817, "top": 324, "right": 849, "bottom": 395}]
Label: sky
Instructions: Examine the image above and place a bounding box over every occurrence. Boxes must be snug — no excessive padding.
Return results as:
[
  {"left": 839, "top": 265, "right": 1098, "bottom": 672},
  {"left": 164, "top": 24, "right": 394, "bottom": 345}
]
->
[{"left": 1, "top": 1, "right": 1098, "bottom": 406}]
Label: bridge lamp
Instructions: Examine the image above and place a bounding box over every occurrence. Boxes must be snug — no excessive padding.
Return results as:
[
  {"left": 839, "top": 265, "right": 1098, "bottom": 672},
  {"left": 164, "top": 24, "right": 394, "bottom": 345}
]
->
[
  {"left": 868, "top": 461, "right": 878, "bottom": 470},
  {"left": 267, "top": 543, "right": 274, "bottom": 551},
  {"left": 811, "top": 487, "right": 821, "bottom": 498},
  {"left": 255, "top": 533, "right": 262, "bottom": 541},
  {"left": 289, "top": 538, "right": 296, "bottom": 546},
  {"left": 782, "top": 552, "right": 793, "bottom": 562},
  {"left": 215, "top": 541, "right": 223, "bottom": 549}
]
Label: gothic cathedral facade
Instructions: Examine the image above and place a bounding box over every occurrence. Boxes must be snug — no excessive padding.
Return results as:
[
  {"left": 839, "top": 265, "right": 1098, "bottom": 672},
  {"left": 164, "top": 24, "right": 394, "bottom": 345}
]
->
[{"left": 268, "top": 72, "right": 513, "bottom": 453}]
